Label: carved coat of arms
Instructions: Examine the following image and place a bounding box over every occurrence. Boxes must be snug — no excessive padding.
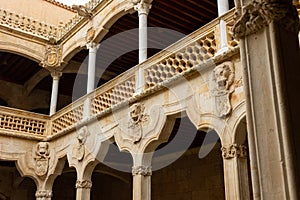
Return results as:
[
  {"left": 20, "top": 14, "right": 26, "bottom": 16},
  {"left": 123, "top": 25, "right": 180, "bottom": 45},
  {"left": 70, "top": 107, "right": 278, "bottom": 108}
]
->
[
  {"left": 72, "top": 126, "right": 89, "bottom": 161},
  {"left": 34, "top": 142, "right": 50, "bottom": 177},
  {"left": 212, "top": 61, "right": 235, "bottom": 117},
  {"left": 42, "top": 45, "right": 62, "bottom": 68}
]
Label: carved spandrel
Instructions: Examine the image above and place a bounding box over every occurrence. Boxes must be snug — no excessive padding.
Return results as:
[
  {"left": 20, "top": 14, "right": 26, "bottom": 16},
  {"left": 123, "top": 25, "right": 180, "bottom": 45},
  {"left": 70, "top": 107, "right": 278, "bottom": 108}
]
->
[{"left": 212, "top": 61, "right": 235, "bottom": 117}]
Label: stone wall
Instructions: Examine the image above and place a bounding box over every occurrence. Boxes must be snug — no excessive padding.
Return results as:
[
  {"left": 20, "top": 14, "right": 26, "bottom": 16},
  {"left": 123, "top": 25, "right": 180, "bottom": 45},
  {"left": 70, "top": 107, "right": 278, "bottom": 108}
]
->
[{"left": 152, "top": 142, "right": 224, "bottom": 200}]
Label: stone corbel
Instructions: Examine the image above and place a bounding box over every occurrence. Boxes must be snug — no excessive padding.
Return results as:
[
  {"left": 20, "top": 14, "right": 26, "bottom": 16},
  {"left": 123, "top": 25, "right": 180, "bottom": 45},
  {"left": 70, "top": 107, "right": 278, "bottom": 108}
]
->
[{"left": 233, "top": 0, "right": 300, "bottom": 39}]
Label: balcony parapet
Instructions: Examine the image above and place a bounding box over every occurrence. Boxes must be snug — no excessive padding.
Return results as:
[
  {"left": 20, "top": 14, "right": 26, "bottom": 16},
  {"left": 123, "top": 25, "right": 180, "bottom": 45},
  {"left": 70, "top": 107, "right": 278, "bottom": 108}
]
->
[
  {"left": 0, "top": 9, "right": 241, "bottom": 140},
  {"left": 0, "top": 106, "right": 50, "bottom": 139}
]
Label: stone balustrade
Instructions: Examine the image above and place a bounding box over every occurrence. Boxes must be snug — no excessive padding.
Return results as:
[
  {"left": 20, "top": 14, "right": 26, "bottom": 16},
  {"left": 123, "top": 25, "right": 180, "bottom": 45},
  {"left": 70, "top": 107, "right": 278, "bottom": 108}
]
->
[{"left": 0, "top": 9, "right": 239, "bottom": 138}]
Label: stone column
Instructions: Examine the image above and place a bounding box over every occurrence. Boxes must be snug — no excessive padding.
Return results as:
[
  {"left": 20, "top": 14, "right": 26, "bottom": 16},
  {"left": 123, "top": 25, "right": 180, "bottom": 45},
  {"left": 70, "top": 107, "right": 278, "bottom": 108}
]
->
[
  {"left": 76, "top": 179, "right": 92, "bottom": 200},
  {"left": 49, "top": 71, "right": 62, "bottom": 115},
  {"left": 134, "top": 0, "right": 152, "bottom": 93},
  {"left": 233, "top": 0, "right": 300, "bottom": 199},
  {"left": 216, "top": 0, "right": 229, "bottom": 54},
  {"left": 86, "top": 42, "right": 99, "bottom": 94},
  {"left": 132, "top": 165, "right": 152, "bottom": 200},
  {"left": 222, "top": 144, "right": 250, "bottom": 200}
]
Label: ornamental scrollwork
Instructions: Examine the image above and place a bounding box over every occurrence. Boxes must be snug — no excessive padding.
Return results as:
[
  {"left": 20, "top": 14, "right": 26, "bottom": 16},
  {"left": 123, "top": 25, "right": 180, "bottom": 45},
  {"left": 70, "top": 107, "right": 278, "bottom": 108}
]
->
[
  {"left": 221, "top": 144, "right": 247, "bottom": 159},
  {"left": 34, "top": 142, "right": 50, "bottom": 177},
  {"left": 233, "top": 0, "right": 300, "bottom": 39},
  {"left": 75, "top": 180, "right": 92, "bottom": 189},
  {"left": 132, "top": 165, "right": 152, "bottom": 176},
  {"left": 212, "top": 61, "right": 235, "bottom": 118},
  {"left": 128, "top": 103, "right": 149, "bottom": 143}
]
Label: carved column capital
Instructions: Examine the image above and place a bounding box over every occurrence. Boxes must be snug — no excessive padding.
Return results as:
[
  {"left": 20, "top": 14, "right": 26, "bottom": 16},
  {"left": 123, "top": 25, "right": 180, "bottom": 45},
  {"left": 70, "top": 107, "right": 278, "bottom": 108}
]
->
[
  {"left": 86, "top": 42, "right": 99, "bottom": 52},
  {"left": 221, "top": 144, "right": 247, "bottom": 159},
  {"left": 35, "top": 190, "right": 52, "bottom": 199},
  {"left": 233, "top": 0, "right": 300, "bottom": 38},
  {"left": 132, "top": 165, "right": 152, "bottom": 176},
  {"left": 132, "top": 0, "right": 152, "bottom": 15},
  {"left": 75, "top": 180, "right": 92, "bottom": 189},
  {"left": 50, "top": 70, "right": 62, "bottom": 80}
]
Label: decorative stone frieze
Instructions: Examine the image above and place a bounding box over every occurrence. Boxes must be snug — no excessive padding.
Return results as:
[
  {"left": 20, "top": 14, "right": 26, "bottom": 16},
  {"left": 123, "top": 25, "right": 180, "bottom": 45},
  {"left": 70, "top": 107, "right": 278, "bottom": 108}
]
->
[
  {"left": 35, "top": 190, "right": 52, "bottom": 199},
  {"left": 221, "top": 144, "right": 247, "bottom": 159},
  {"left": 212, "top": 61, "right": 235, "bottom": 117},
  {"left": 132, "top": 0, "right": 152, "bottom": 15},
  {"left": 233, "top": 0, "right": 300, "bottom": 39},
  {"left": 132, "top": 165, "right": 152, "bottom": 176},
  {"left": 41, "top": 45, "right": 62, "bottom": 70},
  {"left": 34, "top": 142, "right": 50, "bottom": 177},
  {"left": 75, "top": 180, "right": 92, "bottom": 189},
  {"left": 128, "top": 103, "right": 149, "bottom": 143},
  {"left": 72, "top": 126, "right": 90, "bottom": 161}
]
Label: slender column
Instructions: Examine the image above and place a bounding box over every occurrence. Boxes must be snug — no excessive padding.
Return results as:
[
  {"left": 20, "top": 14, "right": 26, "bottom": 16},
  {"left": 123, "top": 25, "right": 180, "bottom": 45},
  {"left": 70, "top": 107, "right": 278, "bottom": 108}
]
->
[
  {"left": 216, "top": 0, "right": 229, "bottom": 54},
  {"left": 221, "top": 144, "right": 250, "bottom": 200},
  {"left": 132, "top": 165, "right": 152, "bottom": 200},
  {"left": 76, "top": 180, "right": 92, "bottom": 200},
  {"left": 86, "top": 42, "right": 99, "bottom": 94},
  {"left": 134, "top": 0, "right": 152, "bottom": 93},
  {"left": 49, "top": 71, "right": 62, "bottom": 115},
  {"left": 233, "top": 0, "right": 300, "bottom": 199}
]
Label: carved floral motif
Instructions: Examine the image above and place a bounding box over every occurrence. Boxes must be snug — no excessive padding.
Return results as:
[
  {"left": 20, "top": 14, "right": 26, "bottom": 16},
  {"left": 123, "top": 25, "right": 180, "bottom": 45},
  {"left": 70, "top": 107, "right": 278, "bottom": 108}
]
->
[
  {"left": 221, "top": 144, "right": 247, "bottom": 159},
  {"left": 128, "top": 103, "right": 149, "bottom": 143},
  {"left": 132, "top": 165, "right": 152, "bottom": 176},
  {"left": 34, "top": 142, "right": 50, "bottom": 177},
  {"left": 75, "top": 180, "right": 92, "bottom": 189},
  {"left": 233, "top": 0, "right": 300, "bottom": 38},
  {"left": 72, "top": 126, "right": 89, "bottom": 161},
  {"left": 212, "top": 61, "right": 235, "bottom": 117},
  {"left": 35, "top": 190, "right": 52, "bottom": 199}
]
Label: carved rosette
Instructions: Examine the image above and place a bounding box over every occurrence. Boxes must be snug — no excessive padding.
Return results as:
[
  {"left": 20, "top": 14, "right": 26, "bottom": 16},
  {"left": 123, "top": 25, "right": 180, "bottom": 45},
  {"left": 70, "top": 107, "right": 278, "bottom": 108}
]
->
[
  {"left": 34, "top": 142, "right": 50, "bottom": 177},
  {"left": 233, "top": 0, "right": 300, "bottom": 39},
  {"left": 86, "top": 27, "right": 95, "bottom": 43},
  {"left": 72, "top": 126, "right": 90, "bottom": 161},
  {"left": 212, "top": 61, "right": 235, "bottom": 117},
  {"left": 41, "top": 45, "right": 62, "bottom": 70},
  {"left": 75, "top": 180, "right": 92, "bottom": 189},
  {"left": 35, "top": 190, "right": 52, "bottom": 199},
  {"left": 132, "top": 165, "right": 152, "bottom": 176},
  {"left": 221, "top": 144, "right": 247, "bottom": 159},
  {"left": 132, "top": 0, "right": 152, "bottom": 15},
  {"left": 128, "top": 103, "right": 149, "bottom": 143}
]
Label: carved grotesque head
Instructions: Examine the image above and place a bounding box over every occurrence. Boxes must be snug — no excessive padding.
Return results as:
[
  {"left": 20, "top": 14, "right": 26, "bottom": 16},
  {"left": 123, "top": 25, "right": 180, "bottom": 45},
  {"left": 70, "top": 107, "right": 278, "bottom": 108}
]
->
[
  {"left": 214, "top": 62, "right": 234, "bottom": 91},
  {"left": 130, "top": 103, "right": 144, "bottom": 124},
  {"left": 36, "top": 142, "right": 50, "bottom": 158}
]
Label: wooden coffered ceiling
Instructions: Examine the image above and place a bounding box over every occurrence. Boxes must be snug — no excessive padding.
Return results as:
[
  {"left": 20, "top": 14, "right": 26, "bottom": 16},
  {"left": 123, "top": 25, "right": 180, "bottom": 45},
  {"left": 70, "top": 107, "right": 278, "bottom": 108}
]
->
[{"left": 0, "top": 0, "right": 235, "bottom": 113}]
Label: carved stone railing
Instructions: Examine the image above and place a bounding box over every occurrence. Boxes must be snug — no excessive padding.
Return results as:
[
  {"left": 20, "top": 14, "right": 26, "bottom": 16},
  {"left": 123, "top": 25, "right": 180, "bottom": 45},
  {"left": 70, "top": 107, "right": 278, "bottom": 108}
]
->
[
  {"left": 0, "top": 8, "right": 60, "bottom": 40},
  {"left": 0, "top": 9, "right": 238, "bottom": 138},
  {"left": 0, "top": 106, "right": 50, "bottom": 138}
]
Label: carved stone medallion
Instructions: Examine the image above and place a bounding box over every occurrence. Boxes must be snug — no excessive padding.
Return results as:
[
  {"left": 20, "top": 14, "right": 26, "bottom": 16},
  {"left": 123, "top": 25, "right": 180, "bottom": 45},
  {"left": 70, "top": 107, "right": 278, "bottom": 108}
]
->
[
  {"left": 42, "top": 45, "right": 62, "bottom": 69},
  {"left": 34, "top": 142, "right": 50, "bottom": 177},
  {"left": 86, "top": 27, "right": 95, "bottom": 43},
  {"left": 128, "top": 103, "right": 149, "bottom": 143},
  {"left": 72, "top": 126, "right": 89, "bottom": 161},
  {"left": 212, "top": 61, "right": 235, "bottom": 117}
]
